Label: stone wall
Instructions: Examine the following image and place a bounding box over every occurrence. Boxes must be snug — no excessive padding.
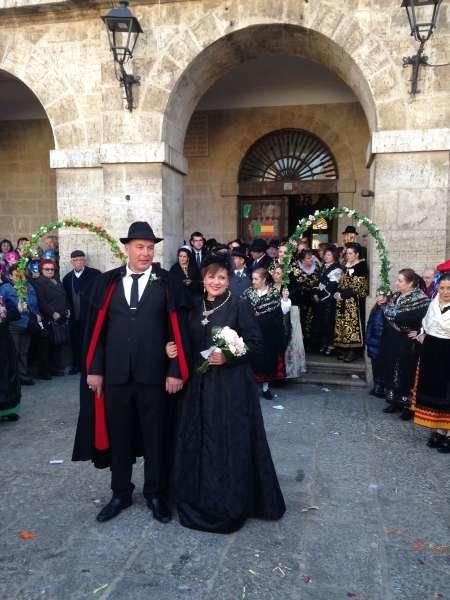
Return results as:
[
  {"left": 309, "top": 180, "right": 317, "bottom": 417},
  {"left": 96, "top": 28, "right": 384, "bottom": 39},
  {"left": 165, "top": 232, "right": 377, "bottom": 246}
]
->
[
  {"left": 184, "top": 102, "right": 370, "bottom": 244},
  {"left": 0, "top": 119, "right": 56, "bottom": 243}
]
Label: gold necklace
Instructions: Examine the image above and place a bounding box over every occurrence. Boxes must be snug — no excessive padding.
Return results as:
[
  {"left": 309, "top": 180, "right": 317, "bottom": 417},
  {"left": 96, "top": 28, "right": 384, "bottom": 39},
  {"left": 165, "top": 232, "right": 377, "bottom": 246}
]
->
[{"left": 201, "top": 291, "right": 231, "bottom": 326}]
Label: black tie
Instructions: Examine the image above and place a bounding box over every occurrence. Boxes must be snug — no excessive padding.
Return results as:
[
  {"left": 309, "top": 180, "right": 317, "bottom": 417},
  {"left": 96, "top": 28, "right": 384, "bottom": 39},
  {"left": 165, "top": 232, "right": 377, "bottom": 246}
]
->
[
  {"left": 196, "top": 252, "right": 201, "bottom": 267},
  {"left": 130, "top": 273, "right": 143, "bottom": 309}
]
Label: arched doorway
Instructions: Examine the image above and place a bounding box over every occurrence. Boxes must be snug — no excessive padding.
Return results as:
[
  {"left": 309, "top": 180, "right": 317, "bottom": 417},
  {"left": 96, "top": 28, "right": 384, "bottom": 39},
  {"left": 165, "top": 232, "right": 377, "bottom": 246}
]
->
[
  {"left": 0, "top": 71, "right": 56, "bottom": 244},
  {"left": 238, "top": 128, "right": 339, "bottom": 246}
]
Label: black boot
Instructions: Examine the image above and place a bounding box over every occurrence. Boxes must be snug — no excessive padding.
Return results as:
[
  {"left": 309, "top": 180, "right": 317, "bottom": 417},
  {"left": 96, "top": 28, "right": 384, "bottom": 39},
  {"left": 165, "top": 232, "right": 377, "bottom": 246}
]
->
[
  {"left": 437, "top": 436, "right": 450, "bottom": 453},
  {"left": 369, "top": 385, "right": 385, "bottom": 399}
]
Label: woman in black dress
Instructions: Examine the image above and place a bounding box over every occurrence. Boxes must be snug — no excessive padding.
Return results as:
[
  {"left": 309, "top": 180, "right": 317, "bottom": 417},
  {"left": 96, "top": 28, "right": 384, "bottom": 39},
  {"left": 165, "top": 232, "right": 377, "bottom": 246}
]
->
[
  {"left": 167, "top": 256, "right": 286, "bottom": 533},
  {"left": 312, "top": 246, "right": 342, "bottom": 356},
  {"left": 0, "top": 289, "right": 20, "bottom": 421},
  {"left": 169, "top": 247, "right": 202, "bottom": 302},
  {"left": 290, "top": 249, "right": 320, "bottom": 351}
]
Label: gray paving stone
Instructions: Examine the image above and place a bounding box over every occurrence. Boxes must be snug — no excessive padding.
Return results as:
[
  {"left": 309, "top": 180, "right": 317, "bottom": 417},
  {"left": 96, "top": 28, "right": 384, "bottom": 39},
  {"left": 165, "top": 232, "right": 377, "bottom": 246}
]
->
[{"left": 0, "top": 377, "right": 449, "bottom": 600}]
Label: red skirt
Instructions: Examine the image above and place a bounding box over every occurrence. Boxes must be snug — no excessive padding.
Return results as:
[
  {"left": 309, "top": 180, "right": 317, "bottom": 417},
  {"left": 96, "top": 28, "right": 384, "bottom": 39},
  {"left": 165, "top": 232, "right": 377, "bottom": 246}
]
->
[{"left": 255, "top": 353, "right": 286, "bottom": 383}]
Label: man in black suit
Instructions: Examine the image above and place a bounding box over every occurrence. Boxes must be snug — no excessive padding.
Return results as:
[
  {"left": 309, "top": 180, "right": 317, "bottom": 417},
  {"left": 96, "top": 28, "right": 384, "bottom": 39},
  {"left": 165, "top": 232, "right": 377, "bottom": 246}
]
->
[
  {"left": 73, "top": 222, "right": 184, "bottom": 523},
  {"left": 229, "top": 248, "right": 251, "bottom": 297},
  {"left": 249, "top": 238, "right": 272, "bottom": 272},
  {"left": 62, "top": 250, "right": 101, "bottom": 374},
  {"left": 189, "top": 231, "right": 206, "bottom": 269}
]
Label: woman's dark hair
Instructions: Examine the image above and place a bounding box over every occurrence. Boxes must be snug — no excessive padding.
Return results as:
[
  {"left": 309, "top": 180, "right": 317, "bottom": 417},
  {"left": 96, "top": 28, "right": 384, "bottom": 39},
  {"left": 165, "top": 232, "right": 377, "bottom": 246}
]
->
[
  {"left": 17, "top": 237, "right": 28, "bottom": 246},
  {"left": 0, "top": 239, "right": 13, "bottom": 252},
  {"left": 201, "top": 254, "right": 231, "bottom": 278},
  {"left": 439, "top": 272, "right": 450, "bottom": 283},
  {"left": 253, "top": 267, "right": 274, "bottom": 286},
  {"left": 345, "top": 242, "right": 363, "bottom": 258},
  {"left": 398, "top": 268, "right": 426, "bottom": 291},
  {"left": 298, "top": 249, "right": 313, "bottom": 262},
  {"left": 177, "top": 248, "right": 191, "bottom": 259},
  {"left": 323, "top": 245, "right": 339, "bottom": 262}
]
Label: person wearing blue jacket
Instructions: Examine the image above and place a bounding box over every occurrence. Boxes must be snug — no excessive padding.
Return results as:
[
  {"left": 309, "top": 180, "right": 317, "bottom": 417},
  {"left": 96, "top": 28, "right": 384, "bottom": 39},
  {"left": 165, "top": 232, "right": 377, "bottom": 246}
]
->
[
  {"left": 366, "top": 291, "right": 386, "bottom": 398},
  {"left": 2, "top": 265, "right": 41, "bottom": 385}
]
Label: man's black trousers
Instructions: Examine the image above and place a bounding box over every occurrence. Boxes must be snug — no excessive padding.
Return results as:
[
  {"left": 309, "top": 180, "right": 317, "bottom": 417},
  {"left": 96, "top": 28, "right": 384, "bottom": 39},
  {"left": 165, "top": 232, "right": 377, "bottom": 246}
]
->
[{"left": 105, "top": 381, "right": 168, "bottom": 501}]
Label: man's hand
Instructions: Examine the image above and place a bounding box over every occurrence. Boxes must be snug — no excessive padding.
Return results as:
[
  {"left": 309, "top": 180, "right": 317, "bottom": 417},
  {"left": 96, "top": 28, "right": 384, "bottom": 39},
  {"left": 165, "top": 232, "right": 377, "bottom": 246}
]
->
[
  {"left": 52, "top": 311, "right": 61, "bottom": 321},
  {"left": 166, "top": 341, "right": 178, "bottom": 359},
  {"left": 166, "top": 377, "right": 183, "bottom": 394},
  {"left": 87, "top": 374, "right": 103, "bottom": 396}
]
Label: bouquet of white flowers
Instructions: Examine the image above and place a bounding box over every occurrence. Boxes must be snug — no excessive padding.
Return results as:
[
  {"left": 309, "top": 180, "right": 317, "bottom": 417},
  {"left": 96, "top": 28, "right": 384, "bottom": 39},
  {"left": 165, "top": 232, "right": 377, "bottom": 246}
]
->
[{"left": 198, "top": 325, "right": 248, "bottom": 374}]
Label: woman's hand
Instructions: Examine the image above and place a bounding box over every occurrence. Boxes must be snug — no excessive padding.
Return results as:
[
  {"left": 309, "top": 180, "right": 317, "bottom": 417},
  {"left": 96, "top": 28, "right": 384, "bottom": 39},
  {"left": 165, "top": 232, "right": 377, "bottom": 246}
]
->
[
  {"left": 407, "top": 331, "right": 418, "bottom": 340},
  {"left": 334, "top": 292, "right": 342, "bottom": 301},
  {"left": 52, "top": 311, "right": 60, "bottom": 321},
  {"left": 166, "top": 341, "right": 178, "bottom": 359},
  {"left": 208, "top": 349, "right": 226, "bottom": 366},
  {"left": 312, "top": 294, "right": 320, "bottom": 303},
  {"left": 87, "top": 374, "right": 103, "bottom": 396}
]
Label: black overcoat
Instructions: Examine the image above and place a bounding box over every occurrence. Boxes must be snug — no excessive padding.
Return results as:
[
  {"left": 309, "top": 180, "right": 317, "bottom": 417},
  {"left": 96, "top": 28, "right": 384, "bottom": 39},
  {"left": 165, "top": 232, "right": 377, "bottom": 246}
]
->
[
  {"left": 71, "top": 263, "right": 185, "bottom": 468},
  {"left": 62, "top": 266, "right": 101, "bottom": 324}
]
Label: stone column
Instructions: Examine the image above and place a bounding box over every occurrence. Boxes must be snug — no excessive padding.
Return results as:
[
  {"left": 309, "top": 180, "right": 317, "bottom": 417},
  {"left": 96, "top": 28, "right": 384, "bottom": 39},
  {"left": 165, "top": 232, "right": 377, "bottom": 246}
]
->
[
  {"left": 50, "top": 148, "right": 106, "bottom": 276},
  {"left": 51, "top": 143, "right": 188, "bottom": 274},
  {"left": 367, "top": 128, "right": 450, "bottom": 295}
]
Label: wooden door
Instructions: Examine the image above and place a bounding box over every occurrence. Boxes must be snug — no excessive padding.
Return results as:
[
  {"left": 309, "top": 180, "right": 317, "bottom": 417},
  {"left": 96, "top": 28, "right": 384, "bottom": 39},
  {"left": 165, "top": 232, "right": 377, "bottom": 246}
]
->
[{"left": 239, "top": 196, "right": 288, "bottom": 242}]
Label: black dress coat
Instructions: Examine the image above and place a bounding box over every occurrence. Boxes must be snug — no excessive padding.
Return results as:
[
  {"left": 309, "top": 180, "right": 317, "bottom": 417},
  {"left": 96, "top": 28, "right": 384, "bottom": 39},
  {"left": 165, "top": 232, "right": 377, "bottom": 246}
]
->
[
  {"left": 34, "top": 276, "right": 69, "bottom": 321},
  {"left": 174, "top": 293, "right": 286, "bottom": 533},
  {"left": 62, "top": 266, "right": 101, "bottom": 324},
  {"left": 229, "top": 268, "right": 252, "bottom": 297},
  {"left": 168, "top": 261, "right": 202, "bottom": 303},
  {"left": 72, "top": 263, "right": 183, "bottom": 468}
]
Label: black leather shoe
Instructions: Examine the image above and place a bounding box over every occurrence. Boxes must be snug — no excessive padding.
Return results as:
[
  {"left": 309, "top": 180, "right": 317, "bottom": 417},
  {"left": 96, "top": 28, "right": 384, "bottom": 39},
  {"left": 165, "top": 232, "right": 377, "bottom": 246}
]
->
[
  {"left": 427, "top": 432, "right": 446, "bottom": 448},
  {"left": 399, "top": 407, "right": 412, "bottom": 420},
  {"left": 437, "top": 437, "right": 450, "bottom": 453},
  {"left": 383, "top": 404, "right": 399, "bottom": 413},
  {"left": 261, "top": 389, "right": 274, "bottom": 400},
  {"left": 96, "top": 497, "right": 132, "bottom": 522},
  {"left": 146, "top": 497, "right": 172, "bottom": 524}
]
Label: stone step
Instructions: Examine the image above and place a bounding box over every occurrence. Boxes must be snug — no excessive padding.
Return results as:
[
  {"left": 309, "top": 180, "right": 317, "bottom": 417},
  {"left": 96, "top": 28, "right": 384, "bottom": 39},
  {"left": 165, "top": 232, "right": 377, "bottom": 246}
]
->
[
  {"left": 306, "top": 359, "right": 367, "bottom": 377},
  {"left": 295, "top": 372, "right": 367, "bottom": 388}
]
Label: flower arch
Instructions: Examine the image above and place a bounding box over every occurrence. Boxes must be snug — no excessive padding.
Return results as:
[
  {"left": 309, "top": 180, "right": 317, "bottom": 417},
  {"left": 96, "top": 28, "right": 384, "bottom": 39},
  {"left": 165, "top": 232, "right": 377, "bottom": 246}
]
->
[
  {"left": 15, "top": 219, "right": 126, "bottom": 301},
  {"left": 281, "top": 207, "right": 391, "bottom": 292}
]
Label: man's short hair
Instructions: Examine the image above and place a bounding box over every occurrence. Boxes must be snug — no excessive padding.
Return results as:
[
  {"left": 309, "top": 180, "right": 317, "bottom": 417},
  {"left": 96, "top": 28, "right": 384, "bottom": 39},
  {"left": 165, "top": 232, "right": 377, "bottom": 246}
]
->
[
  {"left": 190, "top": 231, "right": 204, "bottom": 241},
  {"left": 70, "top": 250, "right": 86, "bottom": 259}
]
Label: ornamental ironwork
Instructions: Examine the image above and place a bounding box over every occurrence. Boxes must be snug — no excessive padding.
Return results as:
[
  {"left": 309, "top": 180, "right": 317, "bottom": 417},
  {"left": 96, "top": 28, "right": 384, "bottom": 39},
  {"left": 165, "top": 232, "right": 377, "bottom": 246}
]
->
[{"left": 238, "top": 129, "right": 338, "bottom": 183}]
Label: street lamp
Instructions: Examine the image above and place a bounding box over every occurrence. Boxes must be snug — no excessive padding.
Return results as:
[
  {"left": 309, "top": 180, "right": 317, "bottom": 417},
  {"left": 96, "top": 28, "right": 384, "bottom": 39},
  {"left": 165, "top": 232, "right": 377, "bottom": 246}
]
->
[
  {"left": 401, "top": 0, "right": 443, "bottom": 95},
  {"left": 102, "top": 0, "right": 143, "bottom": 111}
]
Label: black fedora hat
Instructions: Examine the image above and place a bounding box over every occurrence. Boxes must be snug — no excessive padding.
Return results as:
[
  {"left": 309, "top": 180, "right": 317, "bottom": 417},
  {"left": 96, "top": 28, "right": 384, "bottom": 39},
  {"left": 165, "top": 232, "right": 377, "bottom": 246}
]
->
[
  {"left": 342, "top": 225, "right": 358, "bottom": 235},
  {"left": 249, "top": 238, "right": 268, "bottom": 252},
  {"left": 120, "top": 221, "right": 163, "bottom": 244},
  {"left": 231, "top": 247, "right": 247, "bottom": 259}
]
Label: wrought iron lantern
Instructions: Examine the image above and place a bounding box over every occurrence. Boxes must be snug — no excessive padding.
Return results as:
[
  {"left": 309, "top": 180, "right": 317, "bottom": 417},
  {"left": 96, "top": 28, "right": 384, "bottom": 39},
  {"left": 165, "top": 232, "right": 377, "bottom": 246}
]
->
[
  {"left": 401, "top": 0, "right": 443, "bottom": 95},
  {"left": 102, "top": 0, "right": 143, "bottom": 111}
]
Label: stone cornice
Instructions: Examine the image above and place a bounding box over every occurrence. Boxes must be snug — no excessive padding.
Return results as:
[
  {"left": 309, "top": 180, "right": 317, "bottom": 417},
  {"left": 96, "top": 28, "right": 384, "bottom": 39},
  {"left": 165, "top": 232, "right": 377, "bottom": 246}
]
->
[
  {"left": 367, "top": 128, "right": 450, "bottom": 166},
  {"left": 50, "top": 142, "right": 188, "bottom": 174},
  {"left": 0, "top": 0, "right": 192, "bottom": 19}
]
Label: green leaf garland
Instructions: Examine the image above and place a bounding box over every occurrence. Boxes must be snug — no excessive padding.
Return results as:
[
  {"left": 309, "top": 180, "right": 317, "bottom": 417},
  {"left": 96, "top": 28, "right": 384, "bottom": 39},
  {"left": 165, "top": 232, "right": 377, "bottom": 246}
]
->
[
  {"left": 14, "top": 219, "right": 127, "bottom": 301},
  {"left": 282, "top": 207, "right": 391, "bottom": 293}
]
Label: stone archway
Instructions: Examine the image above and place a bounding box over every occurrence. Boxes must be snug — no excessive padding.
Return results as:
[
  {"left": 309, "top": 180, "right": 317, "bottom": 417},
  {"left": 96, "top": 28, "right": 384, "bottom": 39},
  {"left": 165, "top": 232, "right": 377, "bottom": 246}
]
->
[
  {"left": 153, "top": 13, "right": 407, "bottom": 153},
  {"left": 0, "top": 70, "right": 58, "bottom": 243}
]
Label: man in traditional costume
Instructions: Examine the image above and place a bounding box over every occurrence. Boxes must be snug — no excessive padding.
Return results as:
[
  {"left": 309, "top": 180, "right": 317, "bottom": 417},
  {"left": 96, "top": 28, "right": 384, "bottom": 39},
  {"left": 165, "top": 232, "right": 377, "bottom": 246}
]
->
[
  {"left": 62, "top": 250, "right": 101, "bottom": 374},
  {"left": 72, "top": 222, "right": 187, "bottom": 523}
]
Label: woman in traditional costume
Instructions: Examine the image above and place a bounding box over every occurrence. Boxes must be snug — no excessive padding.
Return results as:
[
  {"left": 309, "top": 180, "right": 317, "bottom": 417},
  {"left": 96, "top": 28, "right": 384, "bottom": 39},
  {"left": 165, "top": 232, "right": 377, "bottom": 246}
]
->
[
  {"left": 312, "top": 246, "right": 342, "bottom": 356},
  {"left": 381, "top": 269, "right": 429, "bottom": 418},
  {"left": 290, "top": 249, "right": 320, "bottom": 350},
  {"left": 168, "top": 256, "right": 286, "bottom": 533},
  {"left": 272, "top": 264, "right": 306, "bottom": 378},
  {"left": 243, "top": 267, "right": 287, "bottom": 399},
  {"left": 412, "top": 272, "right": 450, "bottom": 452},
  {"left": 0, "top": 288, "right": 20, "bottom": 421},
  {"left": 333, "top": 243, "right": 369, "bottom": 362}
]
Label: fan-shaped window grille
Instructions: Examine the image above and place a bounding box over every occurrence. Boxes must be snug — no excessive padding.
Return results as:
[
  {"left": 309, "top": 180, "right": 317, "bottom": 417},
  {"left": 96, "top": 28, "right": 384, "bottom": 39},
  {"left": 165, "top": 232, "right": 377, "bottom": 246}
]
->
[{"left": 239, "top": 129, "right": 338, "bottom": 182}]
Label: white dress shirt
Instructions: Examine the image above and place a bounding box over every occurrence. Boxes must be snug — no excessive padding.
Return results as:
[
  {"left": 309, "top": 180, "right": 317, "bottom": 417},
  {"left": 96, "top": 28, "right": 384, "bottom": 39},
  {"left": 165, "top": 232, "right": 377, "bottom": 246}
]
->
[
  {"left": 234, "top": 269, "right": 245, "bottom": 277},
  {"left": 122, "top": 264, "right": 152, "bottom": 306},
  {"left": 74, "top": 268, "right": 84, "bottom": 279}
]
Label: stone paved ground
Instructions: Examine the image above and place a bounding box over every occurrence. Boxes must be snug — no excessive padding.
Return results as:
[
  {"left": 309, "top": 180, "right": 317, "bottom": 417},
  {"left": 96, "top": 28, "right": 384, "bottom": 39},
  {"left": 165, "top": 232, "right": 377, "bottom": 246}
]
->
[{"left": 1, "top": 377, "right": 449, "bottom": 600}]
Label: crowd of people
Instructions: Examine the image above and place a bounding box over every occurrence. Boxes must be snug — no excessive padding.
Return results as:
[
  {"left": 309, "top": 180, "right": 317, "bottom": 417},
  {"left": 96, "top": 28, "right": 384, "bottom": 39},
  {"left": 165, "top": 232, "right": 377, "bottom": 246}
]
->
[
  {"left": 1, "top": 227, "right": 450, "bottom": 457},
  {"left": 1, "top": 219, "right": 449, "bottom": 534}
]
